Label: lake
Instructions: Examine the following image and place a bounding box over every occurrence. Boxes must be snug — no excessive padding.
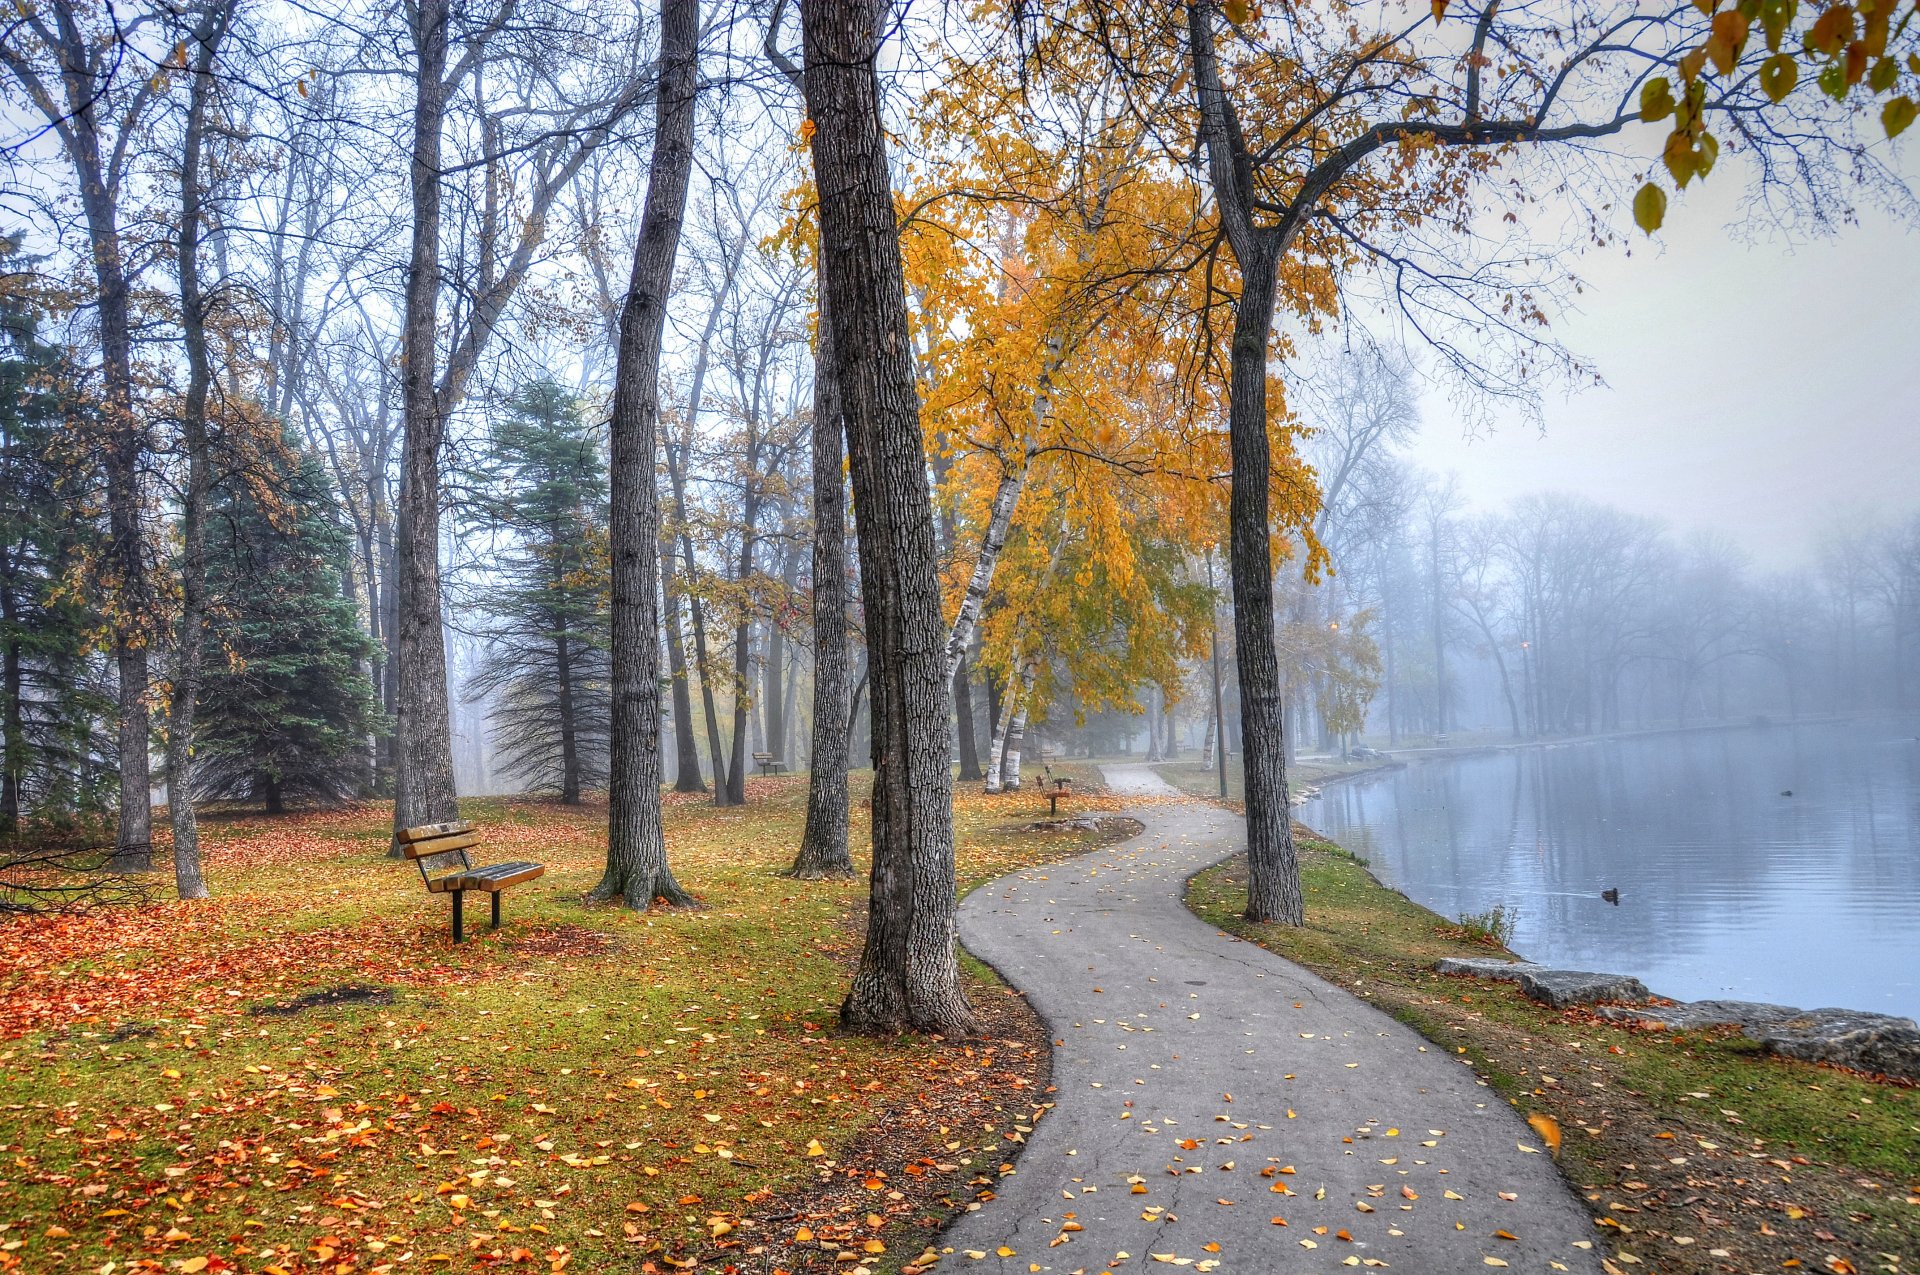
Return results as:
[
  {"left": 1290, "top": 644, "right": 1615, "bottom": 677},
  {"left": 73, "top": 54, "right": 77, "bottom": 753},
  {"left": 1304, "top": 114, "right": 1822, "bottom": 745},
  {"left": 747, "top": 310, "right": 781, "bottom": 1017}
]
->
[{"left": 1297, "top": 717, "right": 1920, "bottom": 1021}]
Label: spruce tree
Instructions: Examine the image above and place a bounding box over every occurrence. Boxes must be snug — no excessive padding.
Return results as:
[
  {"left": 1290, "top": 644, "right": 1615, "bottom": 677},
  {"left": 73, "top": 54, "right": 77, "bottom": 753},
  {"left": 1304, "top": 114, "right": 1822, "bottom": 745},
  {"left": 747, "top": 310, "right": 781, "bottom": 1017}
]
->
[
  {"left": 0, "top": 251, "right": 114, "bottom": 832},
  {"left": 466, "top": 379, "right": 612, "bottom": 803},
  {"left": 194, "top": 435, "right": 382, "bottom": 813}
]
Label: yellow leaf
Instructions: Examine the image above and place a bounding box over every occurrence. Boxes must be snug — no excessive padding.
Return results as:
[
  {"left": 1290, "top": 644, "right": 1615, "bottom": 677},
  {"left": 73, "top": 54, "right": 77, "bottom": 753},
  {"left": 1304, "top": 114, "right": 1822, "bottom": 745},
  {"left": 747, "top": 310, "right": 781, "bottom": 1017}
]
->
[
  {"left": 1760, "top": 53, "right": 1798, "bottom": 102},
  {"left": 1884, "top": 96, "right": 1917, "bottom": 138},
  {"left": 1223, "top": 0, "right": 1250, "bottom": 23},
  {"left": 1431, "top": 0, "right": 1449, "bottom": 22},
  {"left": 1526, "top": 1112, "right": 1562, "bottom": 1157},
  {"left": 177, "top": 1261, "right": 209, "bottom": 1274},
  {"left": 1633, "top": 182, "right": 1667, "bottom": 236},
  {"left": 1640, "top": 77, "right": 1675, "bottom": 122}
]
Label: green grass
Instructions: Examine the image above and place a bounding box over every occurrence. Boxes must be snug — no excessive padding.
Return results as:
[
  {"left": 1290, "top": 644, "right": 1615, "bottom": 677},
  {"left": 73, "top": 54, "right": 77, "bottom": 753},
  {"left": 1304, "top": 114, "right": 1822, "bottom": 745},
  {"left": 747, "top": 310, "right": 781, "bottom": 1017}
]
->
[
  {"left": 0, "top": 769, "right": 1124, "bottom": 1275},
  {"left": 1186, "top": 832, "right": 1920, "bottom": 1273}
]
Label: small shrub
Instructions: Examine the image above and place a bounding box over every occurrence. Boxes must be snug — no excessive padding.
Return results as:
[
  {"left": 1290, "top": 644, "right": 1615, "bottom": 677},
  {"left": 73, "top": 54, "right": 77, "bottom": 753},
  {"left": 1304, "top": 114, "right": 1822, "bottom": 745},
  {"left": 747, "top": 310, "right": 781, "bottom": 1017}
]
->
[{"left": 1455, "top": 904, "right": 1517, "bottom": 948}]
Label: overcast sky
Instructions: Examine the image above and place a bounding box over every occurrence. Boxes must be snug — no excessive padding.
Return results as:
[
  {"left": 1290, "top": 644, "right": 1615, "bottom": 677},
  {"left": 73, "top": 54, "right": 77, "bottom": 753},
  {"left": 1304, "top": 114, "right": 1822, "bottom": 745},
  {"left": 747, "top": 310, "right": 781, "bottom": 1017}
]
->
[{"left": 1398, "top": 155, "right": 1920, "bottom": 570}]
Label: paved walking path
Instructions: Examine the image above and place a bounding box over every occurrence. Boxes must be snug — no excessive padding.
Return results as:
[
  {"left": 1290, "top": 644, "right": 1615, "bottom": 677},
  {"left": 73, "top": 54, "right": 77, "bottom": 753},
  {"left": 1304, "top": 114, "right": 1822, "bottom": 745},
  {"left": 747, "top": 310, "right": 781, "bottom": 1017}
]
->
[{"left": 941, "top": 763, "right": 1601, "bottom": 1274}]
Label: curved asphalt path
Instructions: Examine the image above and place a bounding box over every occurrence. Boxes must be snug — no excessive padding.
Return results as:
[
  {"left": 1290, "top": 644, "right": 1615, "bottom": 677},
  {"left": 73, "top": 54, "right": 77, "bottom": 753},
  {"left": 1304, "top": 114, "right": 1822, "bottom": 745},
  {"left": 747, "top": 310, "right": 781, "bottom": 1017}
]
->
[{"left": 941, "top": 763, "right": 1602, "bottom": 1274}]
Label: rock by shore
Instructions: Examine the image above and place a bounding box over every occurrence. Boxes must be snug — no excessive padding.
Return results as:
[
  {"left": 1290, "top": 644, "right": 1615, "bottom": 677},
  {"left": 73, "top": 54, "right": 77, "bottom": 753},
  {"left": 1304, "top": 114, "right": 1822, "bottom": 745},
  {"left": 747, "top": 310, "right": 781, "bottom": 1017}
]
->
[{"left": 1438, "top": 959, "right": 1920, "bottom": 1082}]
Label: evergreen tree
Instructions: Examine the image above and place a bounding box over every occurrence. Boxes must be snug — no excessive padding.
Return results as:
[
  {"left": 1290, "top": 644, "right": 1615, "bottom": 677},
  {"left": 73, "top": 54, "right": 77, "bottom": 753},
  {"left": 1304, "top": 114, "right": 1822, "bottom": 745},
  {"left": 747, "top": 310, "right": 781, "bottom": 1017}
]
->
[
  {"left": 0, "top": 248, "right": 115, "bottom": 832},
  {"left": 194, "top": 434, "right": 382, "bottom": 813},
  {"left": 467, "top": 379, "right": 612, "bottom": 803}
]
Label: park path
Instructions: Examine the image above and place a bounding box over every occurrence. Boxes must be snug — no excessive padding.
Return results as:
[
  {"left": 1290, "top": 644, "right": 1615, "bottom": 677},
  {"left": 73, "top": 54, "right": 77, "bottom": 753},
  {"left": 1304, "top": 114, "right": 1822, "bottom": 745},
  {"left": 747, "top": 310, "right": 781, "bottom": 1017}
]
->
[{"left": 941, "top": 763, "right": 1601, "bottom": 1274}]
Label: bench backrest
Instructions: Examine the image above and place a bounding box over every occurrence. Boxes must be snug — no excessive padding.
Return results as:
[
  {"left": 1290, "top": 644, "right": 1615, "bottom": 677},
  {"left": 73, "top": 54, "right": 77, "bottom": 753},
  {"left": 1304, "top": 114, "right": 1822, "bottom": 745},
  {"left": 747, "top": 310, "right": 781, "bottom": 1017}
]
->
[
  {"left": 399, "top": 820, "right": 476, "bottom": 887},
  {"left": 752, "top": 751, "right": 772, "bottom": 762}
]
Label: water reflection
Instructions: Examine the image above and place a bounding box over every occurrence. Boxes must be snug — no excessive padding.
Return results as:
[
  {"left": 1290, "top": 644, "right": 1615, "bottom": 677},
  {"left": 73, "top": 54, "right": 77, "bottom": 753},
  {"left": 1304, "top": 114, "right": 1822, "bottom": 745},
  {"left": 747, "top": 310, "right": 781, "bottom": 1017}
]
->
[{"left": 1298, "top": 718, "right": 1920, "bottom": 1019}]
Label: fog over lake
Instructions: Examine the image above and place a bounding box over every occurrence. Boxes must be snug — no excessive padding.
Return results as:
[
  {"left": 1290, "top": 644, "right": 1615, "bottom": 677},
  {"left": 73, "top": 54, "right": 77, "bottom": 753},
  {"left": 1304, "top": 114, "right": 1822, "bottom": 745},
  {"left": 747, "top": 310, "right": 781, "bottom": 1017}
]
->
[{"left": 1298, "top": 718, "right": 1920, "bottom": 1021}]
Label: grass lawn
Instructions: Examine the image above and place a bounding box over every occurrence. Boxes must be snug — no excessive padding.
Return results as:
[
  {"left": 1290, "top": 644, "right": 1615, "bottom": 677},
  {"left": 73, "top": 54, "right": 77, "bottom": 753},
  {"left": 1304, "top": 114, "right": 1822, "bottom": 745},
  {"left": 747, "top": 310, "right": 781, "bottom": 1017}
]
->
[
  {"left": 1187, "top": 830, "right": 1920, "bottom": 1275},
  {"left": 0, "top": 764, "right": 1125, "bottom": 1275}
]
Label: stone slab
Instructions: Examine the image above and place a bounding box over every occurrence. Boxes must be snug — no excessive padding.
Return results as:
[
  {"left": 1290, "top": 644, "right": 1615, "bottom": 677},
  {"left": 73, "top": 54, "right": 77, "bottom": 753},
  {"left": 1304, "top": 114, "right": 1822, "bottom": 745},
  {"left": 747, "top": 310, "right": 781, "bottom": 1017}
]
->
[
  {"left": 1516, "top": 967, "right": 1652, "bottom": 1009},
  {"left": 1435, "top": 956, "right": 1544, "bottom": 981}
]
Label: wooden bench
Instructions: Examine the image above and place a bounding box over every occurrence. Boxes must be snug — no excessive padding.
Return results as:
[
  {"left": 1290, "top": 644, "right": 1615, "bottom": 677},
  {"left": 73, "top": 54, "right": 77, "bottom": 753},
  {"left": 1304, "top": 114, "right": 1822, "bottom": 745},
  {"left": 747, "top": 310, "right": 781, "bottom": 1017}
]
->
[
  {"left": 1046, "top": 775, "right": 1074, "bottom": 818},
  {"left": 399, "top": 821, "right": 546, "bottom": 943},
  {"left": 752, "top": 751, "right": 785, "bottom": 776}
]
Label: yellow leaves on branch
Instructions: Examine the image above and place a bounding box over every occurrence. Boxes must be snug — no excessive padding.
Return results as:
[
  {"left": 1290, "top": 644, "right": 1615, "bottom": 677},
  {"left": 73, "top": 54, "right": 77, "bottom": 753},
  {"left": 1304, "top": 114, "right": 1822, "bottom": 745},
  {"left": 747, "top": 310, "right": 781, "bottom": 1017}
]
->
[{"left": 1633, "top": 0, "right": 1919, "bottom": 235}]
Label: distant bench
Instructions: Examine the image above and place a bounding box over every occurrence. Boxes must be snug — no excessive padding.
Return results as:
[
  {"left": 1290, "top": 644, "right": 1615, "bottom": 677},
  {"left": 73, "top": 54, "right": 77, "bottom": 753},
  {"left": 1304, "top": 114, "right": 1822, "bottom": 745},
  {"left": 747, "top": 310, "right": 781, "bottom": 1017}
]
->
[
  {"left": 752, "top": 751, "right": 785, "bottom": 776},
  {"left": 400, "top": 820, "right": 545, "bottom": 943}
]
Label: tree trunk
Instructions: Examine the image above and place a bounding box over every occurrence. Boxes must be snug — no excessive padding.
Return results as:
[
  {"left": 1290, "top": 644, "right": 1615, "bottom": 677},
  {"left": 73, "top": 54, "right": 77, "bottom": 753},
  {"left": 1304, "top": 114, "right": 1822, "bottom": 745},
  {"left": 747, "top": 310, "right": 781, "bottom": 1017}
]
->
[
  {"left": 1222, "top": 245, "right": 1301, "bottom": 923},
  {"left": 665, "top": 436, "right": 730, "bottom": 795},
  {"left": 165, "top": 5, "right": 231, "bottom": 902},
  {"left": 1188, "top": 4, "right": 1301, "bottom": 923},
  {"left": 393, "top": 0, "right": 462, "bottom": 851},
  {"left": 953, "top": 654, "right": 982, "bottom": 780},
  {"left": 555, "top": 615, "right": 581, "bottom": 803},
  {"left": 660, "top": 542, "right": 705, "bottom": 791},
  {"left": 723, "top": 479, "right": 757, "bottom": 805},
  {"left": 804, "top": 0, "right": 973, "bottom": 1038},
  {"left": 594, "top": 0, "right": 698, "bottom": 910},
  {"left": 2, "top": 610, "right": 21, "bottom": 832},
  {"left": 985, "top": 655, "right": 1037, "bottom": 794},
  {"left": 791, "top": 280, "right": 853, "bottom": 878}
]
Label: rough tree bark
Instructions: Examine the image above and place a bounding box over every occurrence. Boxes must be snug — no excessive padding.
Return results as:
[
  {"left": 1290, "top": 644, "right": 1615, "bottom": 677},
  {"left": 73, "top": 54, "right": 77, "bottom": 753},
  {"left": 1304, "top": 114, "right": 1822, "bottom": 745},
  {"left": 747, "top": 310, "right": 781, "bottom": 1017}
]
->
[
  {"left": 790, "top": 282, "right": 853, "bottom": 878},
  {"left": 393, "top": 0, "right": 462, "bottom": 850},
  {"left": 803, "top": 0, "right": 974, "bottom": 1037},
  {"left": 164, "top": 2, "right": 232, "bottom": 902},
  {"left": 593, "top": 0, "right": 699, "bottom": 909},
  {"left": 1187, "top": 3, "right": 1303, "bottom": 924}
]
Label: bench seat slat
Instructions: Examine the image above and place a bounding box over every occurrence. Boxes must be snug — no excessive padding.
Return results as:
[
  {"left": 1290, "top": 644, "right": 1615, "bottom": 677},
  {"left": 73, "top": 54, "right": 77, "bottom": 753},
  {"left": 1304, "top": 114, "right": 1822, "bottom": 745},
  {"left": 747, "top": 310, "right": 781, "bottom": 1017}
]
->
[{"left": 456, "top": 863, "right": 545, "bottom": 891}]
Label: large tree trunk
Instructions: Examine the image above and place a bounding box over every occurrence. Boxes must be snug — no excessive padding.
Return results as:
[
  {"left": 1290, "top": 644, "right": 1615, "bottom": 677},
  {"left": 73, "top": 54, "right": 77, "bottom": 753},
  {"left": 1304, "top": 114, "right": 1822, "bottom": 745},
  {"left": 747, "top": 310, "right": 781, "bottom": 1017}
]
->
[
  {"left": 791, "top": 282, "right": 853, "bottom": 878},
  {"left": 393, "top": 0, "right": 462, "bottom": 851},
  {"left": 165, "top": 5, "right": 230, "bottom": 902},
  {"left": 1188, "top": 3, "right": 1302, "bottom": 924},
  {"left": 804, "top": 0, "right": 973, "bottom": 1038},
  {"left": 594, "top": 0, "right": 699, "bottom": 909},
  {"left": 1221, "top": 246, "right": 1301, "bottom": 924}
]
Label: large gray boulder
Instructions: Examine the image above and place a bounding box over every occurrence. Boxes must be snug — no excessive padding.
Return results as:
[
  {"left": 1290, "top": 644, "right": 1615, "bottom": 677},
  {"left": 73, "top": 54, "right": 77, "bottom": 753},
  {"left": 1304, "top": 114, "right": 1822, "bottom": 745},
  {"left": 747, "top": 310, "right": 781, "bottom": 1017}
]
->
[
  {"left": 1514, "top": 967, "right": 1652, "bottom": 1009},
  {"left": 1589, "top": 1001, "right": 1920, "bottom": 1082},
  {"left": 1434, "top": 959, "right": 1920, "bottom": 1080},
  {"left": 1752, "top": 1009, "right": 1920, "bottom": 1081},
  {"left": 1595, "top": 999, "right": 1804, "bottom": 1032}
]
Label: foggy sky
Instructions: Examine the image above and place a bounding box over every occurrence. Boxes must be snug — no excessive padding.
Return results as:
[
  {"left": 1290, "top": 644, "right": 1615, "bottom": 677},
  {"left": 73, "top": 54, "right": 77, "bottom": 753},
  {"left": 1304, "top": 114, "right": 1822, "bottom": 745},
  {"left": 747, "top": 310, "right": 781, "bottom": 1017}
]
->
[{"left": 1401, "top": 152, "right": 1920, "bottom": 569}]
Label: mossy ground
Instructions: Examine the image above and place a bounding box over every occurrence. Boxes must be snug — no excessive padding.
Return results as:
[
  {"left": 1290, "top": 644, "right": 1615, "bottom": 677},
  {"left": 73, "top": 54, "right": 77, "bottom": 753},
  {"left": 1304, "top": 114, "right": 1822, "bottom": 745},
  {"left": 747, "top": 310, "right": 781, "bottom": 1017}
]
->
[
  {"left": 1185, "top": 826, "right": 1920, "bottom": 1274},
  {"left": 0, "top": 765, "right": 1123, "bottom": 1275}
]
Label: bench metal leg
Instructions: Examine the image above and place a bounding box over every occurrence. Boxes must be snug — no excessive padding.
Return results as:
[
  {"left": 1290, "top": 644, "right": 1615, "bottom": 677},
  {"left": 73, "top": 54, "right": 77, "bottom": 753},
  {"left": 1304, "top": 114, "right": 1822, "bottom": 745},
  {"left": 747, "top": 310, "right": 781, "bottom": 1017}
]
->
[
  {"left": 452, "top": 890, "right": 464, "bottom": 944},
  {"left": 491, "top": 891, "right": 501, "bottom": 930}
]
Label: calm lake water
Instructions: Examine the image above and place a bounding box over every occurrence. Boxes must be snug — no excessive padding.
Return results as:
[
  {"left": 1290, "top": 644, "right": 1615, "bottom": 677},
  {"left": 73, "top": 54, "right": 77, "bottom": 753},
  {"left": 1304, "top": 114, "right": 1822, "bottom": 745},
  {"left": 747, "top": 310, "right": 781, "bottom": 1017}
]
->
[{"left": 1297, "top": 717, "right": 1920, "bottom": 1021}]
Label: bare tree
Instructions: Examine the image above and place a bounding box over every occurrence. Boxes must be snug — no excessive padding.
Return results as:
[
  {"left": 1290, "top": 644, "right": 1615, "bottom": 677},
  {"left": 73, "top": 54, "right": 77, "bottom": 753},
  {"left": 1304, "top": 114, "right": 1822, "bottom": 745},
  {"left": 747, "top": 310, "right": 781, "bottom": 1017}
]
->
[
  {"left": 163, "top": 0, "right": 238, "bottom": 902},
  {"left": 593, "top": 0, "right": 698, "bottom": 910},
  {"left": 0, "top": 0, "right": 173, "bottom": 870}
]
